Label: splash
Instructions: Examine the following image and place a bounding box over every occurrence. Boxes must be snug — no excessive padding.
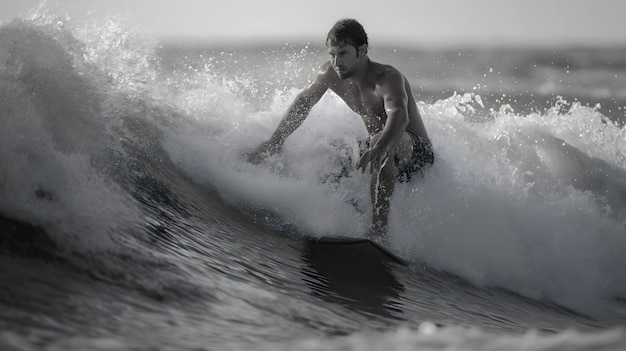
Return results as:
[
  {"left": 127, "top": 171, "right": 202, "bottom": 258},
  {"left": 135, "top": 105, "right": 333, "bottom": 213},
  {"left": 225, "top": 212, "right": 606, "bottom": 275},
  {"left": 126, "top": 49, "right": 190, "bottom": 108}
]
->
[
  {"left": 1, "top": 8, "right": 624, "bottom": 321},
  {"left": 396, "top": 93, "right": 626, "bottom": 319},
  {"left": 165, "top": 80, "right": 626, "bottom": 319},
  {"left": 0, "top": 15, "right": 154, "bottom": 251}
]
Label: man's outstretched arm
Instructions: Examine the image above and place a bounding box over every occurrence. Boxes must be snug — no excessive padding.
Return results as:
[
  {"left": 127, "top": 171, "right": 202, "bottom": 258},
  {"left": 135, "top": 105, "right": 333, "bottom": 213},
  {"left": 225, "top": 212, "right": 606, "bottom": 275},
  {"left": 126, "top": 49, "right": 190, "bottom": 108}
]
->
[{"left": 247, "top": 65, "right": 330, "bottom": 164}]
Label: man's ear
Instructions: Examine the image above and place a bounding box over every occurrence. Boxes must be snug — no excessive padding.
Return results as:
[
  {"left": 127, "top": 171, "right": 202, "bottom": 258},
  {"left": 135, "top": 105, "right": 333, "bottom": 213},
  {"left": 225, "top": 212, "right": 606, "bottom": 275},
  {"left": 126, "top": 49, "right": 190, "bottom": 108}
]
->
[{"left": 358, "top": 44, "right": 367, "bottom": 57}]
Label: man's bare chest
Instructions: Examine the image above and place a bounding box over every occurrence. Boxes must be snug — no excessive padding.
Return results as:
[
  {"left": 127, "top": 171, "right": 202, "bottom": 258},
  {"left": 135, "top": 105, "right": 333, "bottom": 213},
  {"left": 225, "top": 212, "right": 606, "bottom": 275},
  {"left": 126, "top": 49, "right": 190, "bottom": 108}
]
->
[{"left": 333, "top": 86, "right": 385, "bottom": 118}]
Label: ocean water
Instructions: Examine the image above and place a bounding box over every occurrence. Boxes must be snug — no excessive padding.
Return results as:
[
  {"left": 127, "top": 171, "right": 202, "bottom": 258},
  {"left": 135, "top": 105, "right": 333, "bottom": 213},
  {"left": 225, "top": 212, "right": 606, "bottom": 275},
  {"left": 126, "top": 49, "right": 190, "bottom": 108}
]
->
[{"left": 1, "top": 11, "right": 626, "bottom": 351}]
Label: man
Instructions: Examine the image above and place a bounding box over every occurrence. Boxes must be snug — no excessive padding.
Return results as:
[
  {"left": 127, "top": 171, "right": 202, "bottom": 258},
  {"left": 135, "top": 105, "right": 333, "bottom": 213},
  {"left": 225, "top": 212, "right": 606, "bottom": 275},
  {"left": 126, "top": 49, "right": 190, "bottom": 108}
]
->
[{"left": 247, "top": 19, "right": 434, "bottom": 242}]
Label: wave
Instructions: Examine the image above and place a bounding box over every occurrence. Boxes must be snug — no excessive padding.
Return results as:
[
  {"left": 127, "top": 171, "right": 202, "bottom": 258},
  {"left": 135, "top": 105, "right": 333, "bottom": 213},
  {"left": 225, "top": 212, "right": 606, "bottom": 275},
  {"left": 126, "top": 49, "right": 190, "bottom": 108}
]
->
[
  {"left": 1, "top": 14, "right": 625, "bottom": 324},
  {"left": 280, "top": 324, "right": 626, "bottom": 351}
]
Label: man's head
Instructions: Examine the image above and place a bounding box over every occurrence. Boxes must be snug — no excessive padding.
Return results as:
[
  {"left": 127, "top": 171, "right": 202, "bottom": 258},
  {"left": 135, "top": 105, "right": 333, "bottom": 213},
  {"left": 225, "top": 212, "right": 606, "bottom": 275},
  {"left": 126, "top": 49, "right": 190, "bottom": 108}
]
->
[
  {"left": 326, "top": 19, "right": 369, "bottom": 79},
  {"left": 326, "top": 18, "right": 369, "bottom": 50}
]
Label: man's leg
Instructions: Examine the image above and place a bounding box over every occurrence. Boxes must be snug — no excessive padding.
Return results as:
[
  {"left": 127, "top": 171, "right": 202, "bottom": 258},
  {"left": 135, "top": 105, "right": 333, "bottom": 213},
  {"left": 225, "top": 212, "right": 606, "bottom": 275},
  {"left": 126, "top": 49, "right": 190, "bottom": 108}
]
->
[
  {"left": 369, "top": 155, "right": 394, "bottom": 240},
  {"left": 367, "top": 132, "right": 413, "bottom": 241}
]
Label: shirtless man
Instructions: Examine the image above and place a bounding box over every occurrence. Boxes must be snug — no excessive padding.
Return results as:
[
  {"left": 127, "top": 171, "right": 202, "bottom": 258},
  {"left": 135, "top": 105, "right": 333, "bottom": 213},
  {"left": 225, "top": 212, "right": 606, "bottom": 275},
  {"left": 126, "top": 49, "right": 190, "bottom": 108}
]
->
[{"left": 247, "top": 19, "right": 434, "bottom": 241}]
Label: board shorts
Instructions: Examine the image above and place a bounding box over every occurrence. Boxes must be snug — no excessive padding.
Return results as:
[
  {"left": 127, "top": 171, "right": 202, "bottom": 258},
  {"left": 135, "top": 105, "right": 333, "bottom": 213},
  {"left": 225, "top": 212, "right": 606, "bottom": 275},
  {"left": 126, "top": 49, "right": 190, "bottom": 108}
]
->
[
  {"left": 396, "top": 132, "right": 434, "bottom": 183},
  {"left": 359, "top": 132, "right": 434, "bottom": 183}
]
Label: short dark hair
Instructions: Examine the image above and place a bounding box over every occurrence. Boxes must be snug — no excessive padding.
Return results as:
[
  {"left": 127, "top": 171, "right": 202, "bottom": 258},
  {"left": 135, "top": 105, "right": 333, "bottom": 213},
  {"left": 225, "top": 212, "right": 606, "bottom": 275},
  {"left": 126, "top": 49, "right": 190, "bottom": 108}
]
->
[{"left": 326, "top": 19, "right": 369, "bottom": 49}]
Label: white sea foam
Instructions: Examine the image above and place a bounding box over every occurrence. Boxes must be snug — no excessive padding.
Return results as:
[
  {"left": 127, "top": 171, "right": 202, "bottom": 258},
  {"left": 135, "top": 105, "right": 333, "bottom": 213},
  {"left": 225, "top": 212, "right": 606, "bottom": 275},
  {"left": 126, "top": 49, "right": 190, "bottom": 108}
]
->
[
  {"left": 0, "top": 18, "right": 144, "bottom": 252},
  {"left": 163, "top": 72, "right": 626, "bottom": 320},
  {"left": 1, "top": 8, "right": 625, "bottom": 326}
]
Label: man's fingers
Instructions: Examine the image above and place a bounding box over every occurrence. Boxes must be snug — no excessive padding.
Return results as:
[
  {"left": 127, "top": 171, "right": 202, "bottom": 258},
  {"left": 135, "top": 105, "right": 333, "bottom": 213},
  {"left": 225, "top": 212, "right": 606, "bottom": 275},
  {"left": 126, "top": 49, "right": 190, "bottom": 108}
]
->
[
  {"left": 372, "top": 153, "right": 384, "bottom": 173},
  {"left": 358, "top": 150, "right": 387, "bottom": 173},
  {"left": 358, "top": 151, "right": 372, "bottom": 172},
  {"left": 358, "top": 146, "right": 390, "bottom": 173},
  {"left": 372, "top": 157, "right": 380, "bottom": 173}
]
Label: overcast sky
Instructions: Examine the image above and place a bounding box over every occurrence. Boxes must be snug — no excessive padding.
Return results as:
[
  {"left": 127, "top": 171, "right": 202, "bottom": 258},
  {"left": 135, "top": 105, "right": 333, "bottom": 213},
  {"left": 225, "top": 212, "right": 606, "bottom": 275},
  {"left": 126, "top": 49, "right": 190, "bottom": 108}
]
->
[{"left": 2, "top": 0, "right": 626, "bottom": 47}]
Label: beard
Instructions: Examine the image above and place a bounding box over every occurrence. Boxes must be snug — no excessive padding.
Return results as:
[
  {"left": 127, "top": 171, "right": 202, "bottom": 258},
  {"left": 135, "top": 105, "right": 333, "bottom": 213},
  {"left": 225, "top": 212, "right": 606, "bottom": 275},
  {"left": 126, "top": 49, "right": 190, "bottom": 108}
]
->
[{"left": 335, "top": 67, "right": 353, "bottom": 79}]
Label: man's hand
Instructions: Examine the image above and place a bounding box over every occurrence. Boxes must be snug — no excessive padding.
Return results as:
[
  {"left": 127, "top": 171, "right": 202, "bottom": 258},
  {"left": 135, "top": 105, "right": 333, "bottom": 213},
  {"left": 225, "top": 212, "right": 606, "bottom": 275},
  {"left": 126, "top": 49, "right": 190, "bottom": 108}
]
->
[
  {"left": 357, "top": 145, "right": 389, "bottom": 174},
  {"left": 246, "top": 140, "right": 282, "bottom": 164}
]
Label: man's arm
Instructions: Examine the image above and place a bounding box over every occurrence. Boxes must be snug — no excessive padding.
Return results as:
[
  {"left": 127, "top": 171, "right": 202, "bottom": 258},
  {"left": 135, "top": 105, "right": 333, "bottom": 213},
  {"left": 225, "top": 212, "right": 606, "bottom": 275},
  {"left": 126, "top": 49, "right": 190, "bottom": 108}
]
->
[
  {"left": 247, "top": 64, "right": 331, "bottom": 164},
  {"left": 357, "top": 69, "right": 409, "bottom": 172}
]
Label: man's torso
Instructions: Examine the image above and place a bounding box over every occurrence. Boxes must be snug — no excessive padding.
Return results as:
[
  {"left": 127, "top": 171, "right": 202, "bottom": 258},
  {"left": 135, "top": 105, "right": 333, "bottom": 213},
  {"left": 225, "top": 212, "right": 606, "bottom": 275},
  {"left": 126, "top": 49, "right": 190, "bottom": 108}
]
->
[{"left": 321, "top": 61, "right": 428, "bottom": 139}]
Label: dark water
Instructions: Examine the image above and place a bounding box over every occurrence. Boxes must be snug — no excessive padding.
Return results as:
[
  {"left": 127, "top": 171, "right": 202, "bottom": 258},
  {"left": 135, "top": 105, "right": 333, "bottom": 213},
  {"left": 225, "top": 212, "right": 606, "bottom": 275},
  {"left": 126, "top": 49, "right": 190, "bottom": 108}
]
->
[{"left": 1, "top": 13, "right": 626, "bottom": 351}]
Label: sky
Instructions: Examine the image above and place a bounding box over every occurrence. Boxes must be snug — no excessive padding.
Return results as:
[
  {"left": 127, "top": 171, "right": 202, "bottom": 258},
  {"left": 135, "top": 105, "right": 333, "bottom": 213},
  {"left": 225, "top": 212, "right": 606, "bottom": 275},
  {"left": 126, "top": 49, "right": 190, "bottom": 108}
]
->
[{"left": 2, "top": 0, "right": 626, "bottom": 47}]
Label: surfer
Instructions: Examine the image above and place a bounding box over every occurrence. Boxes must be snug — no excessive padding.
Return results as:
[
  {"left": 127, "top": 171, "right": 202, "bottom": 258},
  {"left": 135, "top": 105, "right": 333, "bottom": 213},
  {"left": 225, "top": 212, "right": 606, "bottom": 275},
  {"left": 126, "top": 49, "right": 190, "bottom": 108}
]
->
[{"left": 247, "top": 18, "right": 433, "bottom": 242}]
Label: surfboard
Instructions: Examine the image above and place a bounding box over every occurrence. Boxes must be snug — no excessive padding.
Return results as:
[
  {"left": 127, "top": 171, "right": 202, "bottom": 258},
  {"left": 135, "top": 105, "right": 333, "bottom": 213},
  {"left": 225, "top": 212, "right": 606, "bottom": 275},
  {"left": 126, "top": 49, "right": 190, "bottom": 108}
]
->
[{"left": 314, "top": 236, "right": 409, "bottom": 266}]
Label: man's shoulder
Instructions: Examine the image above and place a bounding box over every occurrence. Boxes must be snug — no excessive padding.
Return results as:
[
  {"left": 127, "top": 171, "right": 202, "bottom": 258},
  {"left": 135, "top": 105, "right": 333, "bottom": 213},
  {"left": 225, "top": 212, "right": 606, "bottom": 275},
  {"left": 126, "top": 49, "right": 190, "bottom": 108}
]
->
[
  {"left": 301, "top": 61, "right": 336, "bottom": 95},
  {"left": 369, "top": 61, "right": 406, "bottom": 88},
  {"left": 317, "top": 61, "right": 337, "bottom": 78},
  {"left": 370, "top": 61, "right": 403, "bottom": 79},
  {"left": 313, "top": 61, "right": 340, "bottom": 85}
]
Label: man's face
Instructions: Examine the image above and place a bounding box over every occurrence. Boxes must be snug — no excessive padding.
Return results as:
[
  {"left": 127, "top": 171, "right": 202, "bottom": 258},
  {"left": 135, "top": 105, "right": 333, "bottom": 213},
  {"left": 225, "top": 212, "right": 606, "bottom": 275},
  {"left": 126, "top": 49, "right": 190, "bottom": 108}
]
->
[{"left": 328, "top": 43, "right": 360, "bottom": 79}]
